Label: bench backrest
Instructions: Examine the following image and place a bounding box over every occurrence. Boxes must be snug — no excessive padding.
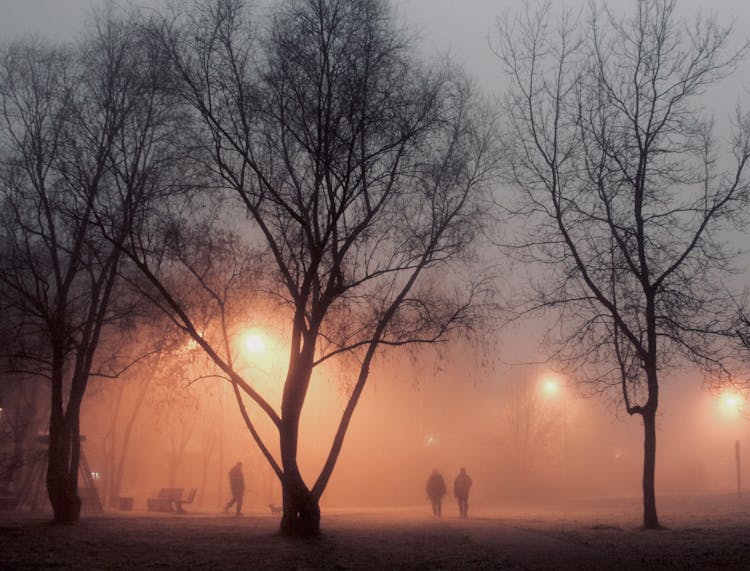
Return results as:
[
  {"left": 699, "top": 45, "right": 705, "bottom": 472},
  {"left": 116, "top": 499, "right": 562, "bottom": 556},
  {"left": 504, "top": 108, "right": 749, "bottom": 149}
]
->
[
  {"left": 157, "top": 488, "right": 184, "bottom": 500},
  {"left": 183, "top": 488, "right": 197, "bottom": 502}
]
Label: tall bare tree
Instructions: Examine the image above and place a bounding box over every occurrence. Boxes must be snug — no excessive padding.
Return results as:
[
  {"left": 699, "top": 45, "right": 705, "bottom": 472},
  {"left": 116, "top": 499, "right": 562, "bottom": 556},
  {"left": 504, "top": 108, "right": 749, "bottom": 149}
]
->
[
  {"left": 129, "top": 0, "right": 497, "bottom": 535},
  {"left": 494, "top": 0, "right": 750, "bottom": 528},
  {"left": 0, "top": 9, "right": 181, "bottom": 522}
]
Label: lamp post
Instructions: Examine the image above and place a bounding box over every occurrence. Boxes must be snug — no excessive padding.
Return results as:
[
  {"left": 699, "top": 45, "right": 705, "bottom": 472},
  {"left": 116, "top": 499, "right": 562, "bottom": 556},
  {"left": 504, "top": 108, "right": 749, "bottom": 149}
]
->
[
  {"left": 736, "top": 440, "right": 742, "bottom": 499},
  {"left": 718, "top": 390, "right": 744, "bottom": 498},
  {"left": 541, "top": 375, "right": 567, "bottom": 493}
]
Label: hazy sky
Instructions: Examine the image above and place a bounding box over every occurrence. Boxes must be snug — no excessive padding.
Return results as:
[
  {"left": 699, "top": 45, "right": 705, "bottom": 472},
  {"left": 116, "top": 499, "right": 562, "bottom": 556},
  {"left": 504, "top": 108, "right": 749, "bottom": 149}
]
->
[
  {"left": 2, "top": 0, "right": 750, "bottom": 108},
  {"left": 1, "top": 0, "right": 749, "bottom": 99},
  {"left": 2, "top": 1, "right": 749, "bottom": 370}
]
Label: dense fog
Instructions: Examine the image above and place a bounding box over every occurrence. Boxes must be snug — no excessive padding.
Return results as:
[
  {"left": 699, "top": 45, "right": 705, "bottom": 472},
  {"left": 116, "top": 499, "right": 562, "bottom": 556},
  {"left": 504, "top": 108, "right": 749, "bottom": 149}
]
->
[{"left": 42, "top": 327, "right": 741, "bottom": 515}]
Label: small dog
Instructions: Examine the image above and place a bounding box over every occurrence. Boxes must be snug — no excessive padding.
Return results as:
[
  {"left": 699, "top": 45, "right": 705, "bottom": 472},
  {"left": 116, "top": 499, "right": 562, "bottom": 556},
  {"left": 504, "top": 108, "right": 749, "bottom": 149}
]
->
[{"left": 269, "top": 503, "right": 282, "bottom": 514}]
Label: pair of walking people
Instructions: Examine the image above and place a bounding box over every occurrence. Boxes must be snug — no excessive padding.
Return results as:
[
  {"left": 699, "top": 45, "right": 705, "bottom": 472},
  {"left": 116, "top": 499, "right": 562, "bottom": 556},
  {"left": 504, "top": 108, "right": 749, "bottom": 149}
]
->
[{"left": 426, "top": 467, "right": 472, "bottom": 518}]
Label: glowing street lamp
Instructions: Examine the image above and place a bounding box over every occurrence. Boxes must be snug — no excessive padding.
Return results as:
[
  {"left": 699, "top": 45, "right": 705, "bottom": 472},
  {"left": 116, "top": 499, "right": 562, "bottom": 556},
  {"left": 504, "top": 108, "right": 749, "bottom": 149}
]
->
[
  {"left": 716, "top": 389, "right": 745, "bottom": 498},
  {"left": 719, "top": 390, "right": 744, "bottom": 417},
  {"left": 238, "top": 327, "right": 288, "bottom": 394},
  {"left": 542, "top": 377, "right": 561, "bottom": 397},
  {"left": 243, "top": 331, "right": 266, "bottom": 355},
  {"left": 540, "top": 374, "right": 568, "bottom": 491},
  {"left": 217, "top": 328, "right": 268, "bottom": 508}
]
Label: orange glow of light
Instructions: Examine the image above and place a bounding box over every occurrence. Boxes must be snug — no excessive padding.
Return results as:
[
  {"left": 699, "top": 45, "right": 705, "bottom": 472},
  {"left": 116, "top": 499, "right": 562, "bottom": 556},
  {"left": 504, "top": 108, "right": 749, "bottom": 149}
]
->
[
  {"left": 243, "top": 331, "right": 266, "bottom": 354},
  {"left": 541, "top": 375, "right": 561, "bottom": 398},
  {"left": 718, "top": 390, "right": 744, "bottom": 416}
]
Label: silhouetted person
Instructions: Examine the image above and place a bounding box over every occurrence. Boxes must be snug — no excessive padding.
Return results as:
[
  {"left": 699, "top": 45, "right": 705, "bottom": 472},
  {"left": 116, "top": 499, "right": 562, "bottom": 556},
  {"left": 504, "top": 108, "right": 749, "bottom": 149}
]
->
[
  {"left": 453, "top": 467, "right": 473, "bottom": 518},
  {"left": 224, "top": 461, "right": 245, "bottom": 516},
  {"left": 426, "top": 469, "right": 447, "bottom": 517}
]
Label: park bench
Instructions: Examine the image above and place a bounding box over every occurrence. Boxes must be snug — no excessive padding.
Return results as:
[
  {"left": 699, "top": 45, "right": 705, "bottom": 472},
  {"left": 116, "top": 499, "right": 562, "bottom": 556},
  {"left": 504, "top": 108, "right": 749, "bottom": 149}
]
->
[
  {"left": 174, "top": 488, "right": 197, "bottom": 514},
  {"left": 146, "top": 488, "right": 183, "bottom": 512},
  {"left": 146, "top": 487, "right": 197, "bottom": 513}
]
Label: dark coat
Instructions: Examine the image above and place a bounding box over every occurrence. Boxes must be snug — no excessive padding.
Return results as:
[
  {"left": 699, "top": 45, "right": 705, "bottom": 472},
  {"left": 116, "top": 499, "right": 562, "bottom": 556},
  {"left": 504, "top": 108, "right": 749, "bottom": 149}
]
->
[
  {"left": 454, "top": 472, "right": 472, "bottom": 499},
  {"left": 426, "top": 472, "right": 447, "bottom": 498},
  {"left": 229, "top": 464, "right": 245, "bottom": 495}
]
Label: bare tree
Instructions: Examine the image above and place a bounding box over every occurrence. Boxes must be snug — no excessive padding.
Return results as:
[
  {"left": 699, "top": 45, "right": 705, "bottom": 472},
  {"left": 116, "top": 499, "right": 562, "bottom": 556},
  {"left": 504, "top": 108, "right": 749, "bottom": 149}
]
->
[
  {"left": 98, "top": 373, "right": 150, "bottom": 508},
  {"left": 0, "top": 9, "right": 181, "bottom": 523},
  {"left": 494, "top": 0, "right": 750, "bottom": 528},
  {"left": 90, "top": 339, "right": 165, "bottom": 508},
  {"left": 128, "top": 0, "right": 497, "bottom": 536}
]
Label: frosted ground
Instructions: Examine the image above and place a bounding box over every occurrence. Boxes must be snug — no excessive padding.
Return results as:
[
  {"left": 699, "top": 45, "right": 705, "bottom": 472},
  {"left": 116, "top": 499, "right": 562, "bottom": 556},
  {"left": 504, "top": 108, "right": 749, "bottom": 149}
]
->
[{"left": 2, "top": 494, "right": 749, "bottom": 569}]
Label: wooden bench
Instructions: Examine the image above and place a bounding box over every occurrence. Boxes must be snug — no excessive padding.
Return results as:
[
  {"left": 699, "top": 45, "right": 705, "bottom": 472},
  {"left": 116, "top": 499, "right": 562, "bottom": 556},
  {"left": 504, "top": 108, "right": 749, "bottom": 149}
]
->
[
  {"left": 174, "top": 488, "right": 197, "bottom": 514},
  {"left": 147, "top": 488, "right": 183, "bottom": 512}
]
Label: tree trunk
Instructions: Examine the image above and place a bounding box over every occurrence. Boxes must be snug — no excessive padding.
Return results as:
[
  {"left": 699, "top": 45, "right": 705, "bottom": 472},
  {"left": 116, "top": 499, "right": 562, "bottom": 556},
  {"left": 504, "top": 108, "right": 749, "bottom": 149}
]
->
[
  {"left": 46, "top": 344, "right": 82, "bottom": 524},
  {"left": 280, "top": 469, "right": 320, "bottom": 537},
  {"left": 279, "top": 409, "right": 320, "bottom": 537},
  {"left": 641, "top": 409, "right": 661, "bottom": 529},
  {"left": 47, "top": 417, "right": 82, "bottom": 524},
  {"left": 278, "top": 324, "right": 319, "bottom": 537}
]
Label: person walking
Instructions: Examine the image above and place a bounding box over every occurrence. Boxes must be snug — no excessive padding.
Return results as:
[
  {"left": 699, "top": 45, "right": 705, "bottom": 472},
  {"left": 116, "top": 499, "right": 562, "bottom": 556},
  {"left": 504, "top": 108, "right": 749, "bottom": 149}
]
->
[
  {"left": 224, "top": 461, "right": 245, "bottom": 516},
  {"left": 426, "top": 469, "right": 447, "bottom": 517},
  {"left": 453, "top": 467, "right": 473, "bottom": 518}
]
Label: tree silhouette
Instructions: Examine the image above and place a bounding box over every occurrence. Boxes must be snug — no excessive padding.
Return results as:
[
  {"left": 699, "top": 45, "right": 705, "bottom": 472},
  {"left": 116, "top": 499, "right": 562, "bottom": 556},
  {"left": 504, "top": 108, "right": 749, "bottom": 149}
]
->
[
  {"left": 131, "top": 0, "right": 498, "bottom": 536},
  {"left": 0, "top": 9, "right": 183, "bottom": 522},
  {"left": 494, "top": 0, "right": 750, "bottom": 528}
]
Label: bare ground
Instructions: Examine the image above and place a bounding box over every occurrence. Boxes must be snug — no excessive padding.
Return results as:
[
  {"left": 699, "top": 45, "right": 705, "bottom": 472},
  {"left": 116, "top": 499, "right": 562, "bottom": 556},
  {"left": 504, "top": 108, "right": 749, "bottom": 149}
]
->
[{"left": 2, "top": 495, "right": 749, "bottom": 569}]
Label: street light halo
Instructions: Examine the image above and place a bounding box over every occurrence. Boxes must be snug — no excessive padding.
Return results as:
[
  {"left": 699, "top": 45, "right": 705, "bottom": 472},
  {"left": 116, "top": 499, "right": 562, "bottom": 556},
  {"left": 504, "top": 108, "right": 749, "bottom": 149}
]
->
[
  {"left": 243, "top": 330, "right": 266, "bottom": 354},
  {"left": 719, "top": 390, "right": 744, "bottom": 416},
  {"left": 541, "top": 374, "right": 562, "bottom": 397}
]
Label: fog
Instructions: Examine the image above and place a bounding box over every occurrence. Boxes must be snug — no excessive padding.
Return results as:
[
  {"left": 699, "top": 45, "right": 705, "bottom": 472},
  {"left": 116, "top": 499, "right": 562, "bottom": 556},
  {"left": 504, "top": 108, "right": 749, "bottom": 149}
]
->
[
  {"left": 2, "top": 0, "right": 750, "bottom": 521},
  {"left": 65, "top": 331, "right": 746, "bottom": 515}
]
